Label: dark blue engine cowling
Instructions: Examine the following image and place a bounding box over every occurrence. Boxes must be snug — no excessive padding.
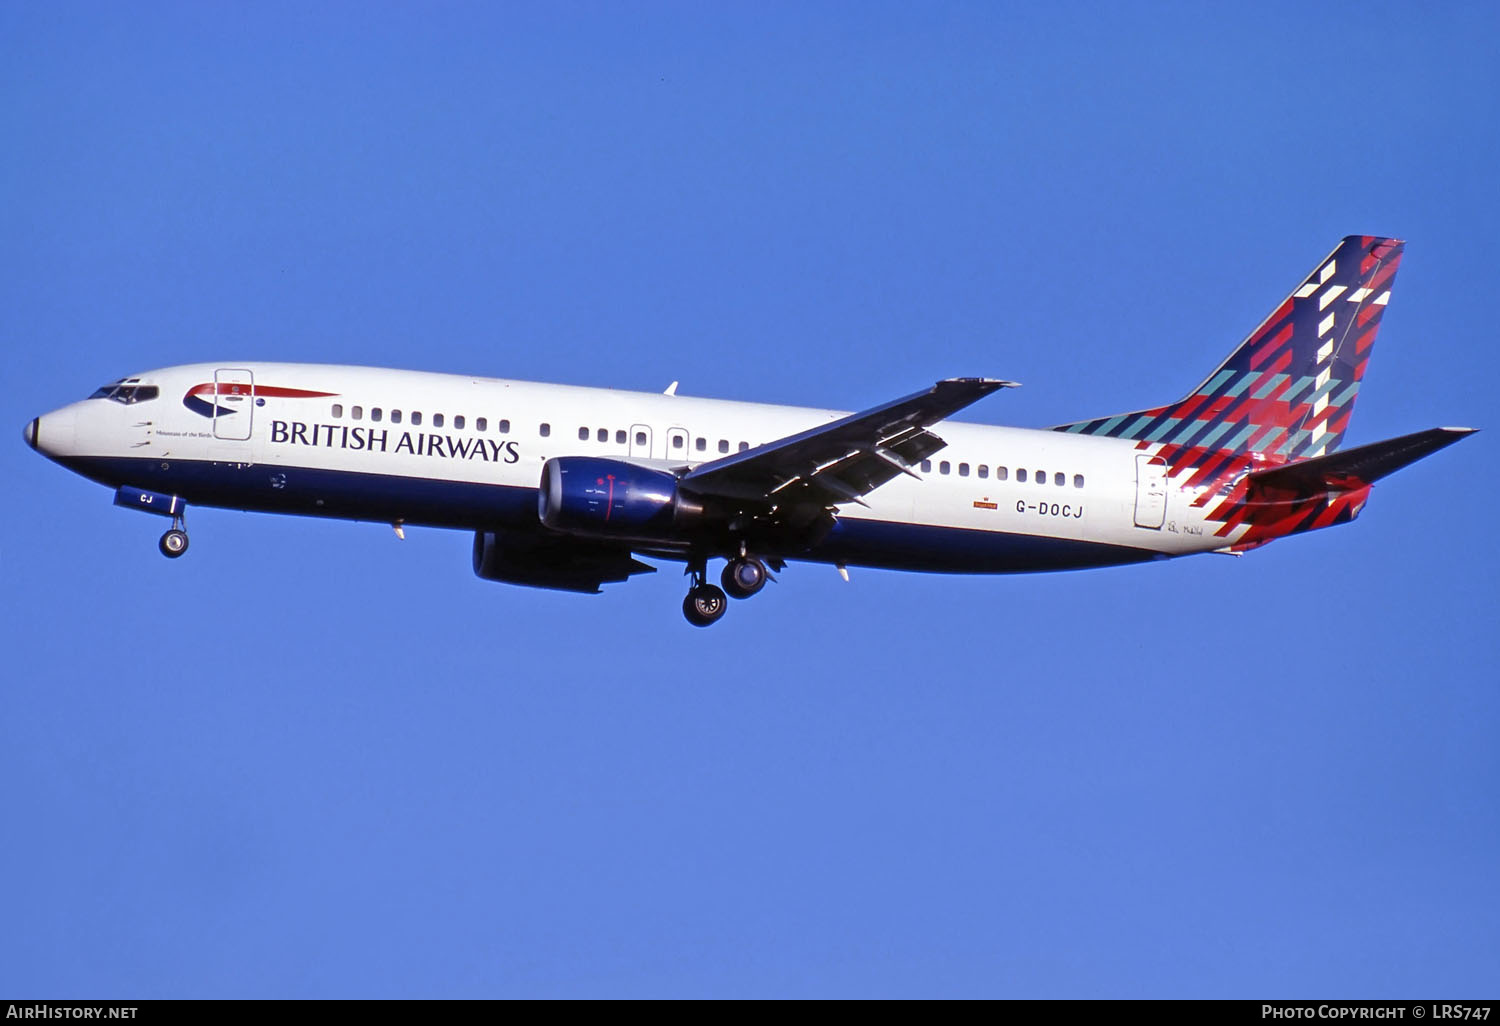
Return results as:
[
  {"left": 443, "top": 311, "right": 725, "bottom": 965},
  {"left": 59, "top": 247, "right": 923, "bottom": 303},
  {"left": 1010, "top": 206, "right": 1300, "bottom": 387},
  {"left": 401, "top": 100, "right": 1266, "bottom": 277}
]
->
[
  {"left": 473, "top": 529, "right": 656, "bottom": 593},
  {"left": 539, "top": 457, "right": 694, "bottom": 537}
]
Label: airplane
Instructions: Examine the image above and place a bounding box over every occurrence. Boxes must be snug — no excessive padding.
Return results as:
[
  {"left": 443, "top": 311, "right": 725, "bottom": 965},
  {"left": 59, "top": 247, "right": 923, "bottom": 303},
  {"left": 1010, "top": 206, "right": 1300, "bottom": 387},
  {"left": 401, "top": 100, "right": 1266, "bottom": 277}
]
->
[{"left": 23, "top": 236, "right": 1475, "bottom": 626}]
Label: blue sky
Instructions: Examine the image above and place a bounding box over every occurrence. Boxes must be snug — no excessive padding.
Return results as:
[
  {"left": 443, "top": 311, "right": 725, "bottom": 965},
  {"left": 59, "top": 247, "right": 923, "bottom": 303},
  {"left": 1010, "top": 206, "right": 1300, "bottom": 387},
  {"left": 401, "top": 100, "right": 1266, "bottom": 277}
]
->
[{"left": 2, "top": 1, "right": 1495, "bottom": 998}]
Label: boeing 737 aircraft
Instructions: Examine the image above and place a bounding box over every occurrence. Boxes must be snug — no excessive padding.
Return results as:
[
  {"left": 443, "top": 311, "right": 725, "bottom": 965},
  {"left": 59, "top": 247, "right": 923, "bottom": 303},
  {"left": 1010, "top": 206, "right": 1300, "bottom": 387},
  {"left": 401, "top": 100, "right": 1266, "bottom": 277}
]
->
[{"left": 25, "top": 236, "right": 1475, "bottom": 625}]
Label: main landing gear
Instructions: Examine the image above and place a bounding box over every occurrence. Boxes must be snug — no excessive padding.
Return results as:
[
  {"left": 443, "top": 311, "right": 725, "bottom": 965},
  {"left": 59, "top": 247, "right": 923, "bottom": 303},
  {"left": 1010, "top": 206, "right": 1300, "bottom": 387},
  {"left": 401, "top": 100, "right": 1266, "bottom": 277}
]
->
[
  {"left": 683, "top": 580, "right": 727, "bottom": 627},
  {"left": 721, "top": 555, "right": 768, "bottom": 599},
  {"left": 681, "top": 553, "right": 771, "bottom": 626},
  {"left": 682, "top": 556, "right": 727, "bottom": 627}
]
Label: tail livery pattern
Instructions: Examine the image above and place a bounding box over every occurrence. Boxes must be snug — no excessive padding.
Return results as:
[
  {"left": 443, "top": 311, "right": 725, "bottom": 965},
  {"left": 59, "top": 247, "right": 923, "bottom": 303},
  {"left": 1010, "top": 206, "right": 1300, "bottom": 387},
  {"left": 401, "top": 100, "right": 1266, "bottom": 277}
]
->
[{"left": 1054, "top": 235, "right": 1403, "bottom": 461}]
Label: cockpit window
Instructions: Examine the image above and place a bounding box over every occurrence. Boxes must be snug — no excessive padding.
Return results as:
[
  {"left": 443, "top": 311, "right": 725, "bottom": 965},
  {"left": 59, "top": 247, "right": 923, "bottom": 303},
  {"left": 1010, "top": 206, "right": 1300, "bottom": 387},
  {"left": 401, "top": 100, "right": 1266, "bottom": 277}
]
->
[
  {"left": 88, "top": 381, "right": 159, "bottom": 404},
  {"left": 88, "top": 378, "right": 126, "bottom": 399}
]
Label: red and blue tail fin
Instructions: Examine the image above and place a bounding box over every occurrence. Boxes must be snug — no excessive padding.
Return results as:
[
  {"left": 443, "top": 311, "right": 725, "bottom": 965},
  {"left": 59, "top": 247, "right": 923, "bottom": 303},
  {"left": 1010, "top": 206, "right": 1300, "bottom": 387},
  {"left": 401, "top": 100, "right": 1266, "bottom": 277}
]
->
[{"left": 1054, "top": 236, "right": 1404, "bottom": 459}]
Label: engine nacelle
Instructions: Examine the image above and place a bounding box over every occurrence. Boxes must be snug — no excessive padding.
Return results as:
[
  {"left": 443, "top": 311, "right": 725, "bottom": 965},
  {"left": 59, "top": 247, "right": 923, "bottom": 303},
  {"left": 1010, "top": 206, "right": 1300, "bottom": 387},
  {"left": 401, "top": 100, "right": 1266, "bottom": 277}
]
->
[
  {"left": 538, "top": 457, "right": 703, "bottom": 538},
  {"left": 473, "top": 529, "right": 654, "bottom": 593}
]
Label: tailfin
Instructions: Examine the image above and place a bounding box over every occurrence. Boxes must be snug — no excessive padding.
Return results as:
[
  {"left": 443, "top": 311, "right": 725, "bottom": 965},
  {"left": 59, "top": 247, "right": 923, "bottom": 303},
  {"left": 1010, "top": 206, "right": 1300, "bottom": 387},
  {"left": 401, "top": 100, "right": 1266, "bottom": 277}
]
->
[{"left": 1054, "top": 236, "right": 1405, "bottom": 460}]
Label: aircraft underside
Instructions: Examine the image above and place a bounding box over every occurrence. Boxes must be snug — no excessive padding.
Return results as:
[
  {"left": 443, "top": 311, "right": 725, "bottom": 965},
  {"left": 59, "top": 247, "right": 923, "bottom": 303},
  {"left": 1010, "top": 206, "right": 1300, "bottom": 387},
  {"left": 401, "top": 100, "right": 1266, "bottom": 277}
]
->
[{"left": 64, "top": 453, "right": 1164, "bottom": 584}]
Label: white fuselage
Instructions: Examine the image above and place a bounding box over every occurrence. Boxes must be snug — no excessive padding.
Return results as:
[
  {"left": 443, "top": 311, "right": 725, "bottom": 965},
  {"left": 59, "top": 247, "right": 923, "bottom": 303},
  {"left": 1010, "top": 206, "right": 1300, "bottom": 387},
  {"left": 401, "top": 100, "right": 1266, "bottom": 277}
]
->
[{"left": 29, "top": 362, "right": 1237, "bottom": 574}]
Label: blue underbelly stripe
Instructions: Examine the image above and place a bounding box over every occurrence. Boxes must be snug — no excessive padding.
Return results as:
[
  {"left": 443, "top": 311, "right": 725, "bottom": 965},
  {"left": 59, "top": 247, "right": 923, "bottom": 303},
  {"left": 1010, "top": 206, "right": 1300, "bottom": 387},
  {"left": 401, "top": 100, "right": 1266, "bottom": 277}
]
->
[{"left": 63, "top": 455, "right": 1161, "bottom": 574}]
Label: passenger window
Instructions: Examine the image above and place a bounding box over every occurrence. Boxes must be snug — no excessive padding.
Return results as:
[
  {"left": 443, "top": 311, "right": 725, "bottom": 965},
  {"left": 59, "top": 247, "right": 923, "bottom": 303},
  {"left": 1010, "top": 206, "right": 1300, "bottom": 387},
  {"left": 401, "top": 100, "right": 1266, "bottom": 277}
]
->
[
  {"left": 738, "top": 441, "right": 749, "bottom": 452},
  {"left": 696, "top": 437, "right": 706, "bottom": 451},
  {"left": 391, "top": 410, "right": 403, "bottom": 424},
  {"left": 371, "top": 408, "right": 382, "bottom": 422},
  {"left": 1017, "top": 468, "right": 1027, "bottom": 483},
  {"left": 940, "top": 461, "right": 951, "bottom": 475},
  {"left": 719, "top": 440, "right": 730, "bottom": 453},
  {"left": 433, "top": 414, "right": 444, "bottom": 428},
  {"left": 411, "top": 412, "right": 422, "bottom": 426},
  {"left": 1074, "top": 474, "right": 1085, "bottom": 488},
  {"left": 996, "top": 466, "right": 1008, "bottom": 481},
  {"left": 578, "top": 427, "right": 590, "bottom": 441},
  {"left": 332, "top": 404, "right": 343, "bottom": 418},
  {"left": 615, "top": 430, "right": 626, "bottom": 444},
  {"left": 1035, "top": 470, "right": 1045, "bottom": 484},
  {"left": 597, "top": 428, "right": 608, "bottom": 442},
  {"left": 921, "top": 460, "right": 932, "bottom": 472},
  {"left": 958, "top": 462, "right": 969, "bottom": 477},
  {"left": 1055, "top": 472, "right": 1065, "bottom": 486},
  {"left": 499, "top": 419, "right": 509, "bottom": 433},
  {"left": 476, "top": 417, "right": 486, "bottom": 431},
  {"left": 352, "top": 406, "right": 363, "bottom": 420},
  {"left": 978, "top": 465, "right": 988, "bottom": 479},
  {"left": 672, "top": 434, "right": 684, "bottom": 449},
  {"left": 454, "top": 415, "right": 465, "bottom": 430},
  {"left": 540, "top": 423, "right": 551, "bottom": 437},
  {"left": 636, "top": 431, "right": 648, "bottom": 447}
]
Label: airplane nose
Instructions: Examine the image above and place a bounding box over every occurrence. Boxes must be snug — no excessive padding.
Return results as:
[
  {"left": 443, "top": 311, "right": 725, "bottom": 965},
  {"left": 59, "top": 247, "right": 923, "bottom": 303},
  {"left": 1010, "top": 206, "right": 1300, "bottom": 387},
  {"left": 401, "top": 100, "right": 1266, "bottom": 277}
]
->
[{"left": 25, "top": 409, "right": 76, "bottom": 460}]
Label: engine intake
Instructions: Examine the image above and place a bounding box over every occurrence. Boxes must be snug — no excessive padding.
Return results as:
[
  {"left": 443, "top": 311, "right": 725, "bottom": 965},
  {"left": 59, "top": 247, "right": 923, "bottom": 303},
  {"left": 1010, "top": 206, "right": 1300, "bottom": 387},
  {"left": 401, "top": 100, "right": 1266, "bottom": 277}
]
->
[{"left": 539, "top": 457, "right": 703, "bottom": 538}]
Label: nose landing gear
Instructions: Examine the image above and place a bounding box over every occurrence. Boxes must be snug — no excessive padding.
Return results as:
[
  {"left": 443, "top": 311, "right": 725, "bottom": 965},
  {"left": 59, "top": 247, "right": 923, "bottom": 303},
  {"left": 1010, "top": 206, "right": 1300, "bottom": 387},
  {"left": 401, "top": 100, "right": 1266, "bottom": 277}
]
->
[
  {"left": 159, "top": 516, "right": 189, "bottom": 558},
  {"left": 112, "top": 486, "right": 191, "bottom": 559}
]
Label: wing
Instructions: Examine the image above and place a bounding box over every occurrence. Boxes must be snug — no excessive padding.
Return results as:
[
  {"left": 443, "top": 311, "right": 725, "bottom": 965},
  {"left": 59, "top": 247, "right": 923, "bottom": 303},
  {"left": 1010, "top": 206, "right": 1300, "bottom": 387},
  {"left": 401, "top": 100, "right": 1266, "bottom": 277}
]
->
[{"left": 680, "top": 377, "right": 1017, "bottom": 509}]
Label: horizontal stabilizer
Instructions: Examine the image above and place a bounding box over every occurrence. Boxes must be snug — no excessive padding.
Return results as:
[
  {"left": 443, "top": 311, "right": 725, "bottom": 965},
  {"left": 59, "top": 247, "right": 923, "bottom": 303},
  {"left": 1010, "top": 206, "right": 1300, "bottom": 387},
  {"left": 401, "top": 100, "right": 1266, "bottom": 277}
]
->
[{"left": 1247, "top": 426, "right": 1476, "bottom": 498}]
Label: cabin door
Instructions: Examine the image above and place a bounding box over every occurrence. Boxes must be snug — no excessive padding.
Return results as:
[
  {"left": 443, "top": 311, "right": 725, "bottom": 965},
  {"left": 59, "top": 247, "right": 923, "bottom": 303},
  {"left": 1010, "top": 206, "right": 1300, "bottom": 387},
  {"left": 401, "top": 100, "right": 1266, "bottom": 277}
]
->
[
  {"left": 212, "top": 368, "right": 255, "bottom": 441},
  {"left": 1133, "top": 454, "right": 1168, "bottom": 529}
]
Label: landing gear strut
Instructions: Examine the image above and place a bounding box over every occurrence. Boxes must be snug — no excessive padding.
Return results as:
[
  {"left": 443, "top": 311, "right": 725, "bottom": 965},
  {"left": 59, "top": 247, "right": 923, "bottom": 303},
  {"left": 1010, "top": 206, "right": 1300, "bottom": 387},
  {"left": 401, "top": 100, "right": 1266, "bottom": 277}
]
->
[
  {"left": 682, "top": 557, "right": 727, "bottom": 627},
  {"left": 159, "top": 516, "right": 189, "bottom": 559}
]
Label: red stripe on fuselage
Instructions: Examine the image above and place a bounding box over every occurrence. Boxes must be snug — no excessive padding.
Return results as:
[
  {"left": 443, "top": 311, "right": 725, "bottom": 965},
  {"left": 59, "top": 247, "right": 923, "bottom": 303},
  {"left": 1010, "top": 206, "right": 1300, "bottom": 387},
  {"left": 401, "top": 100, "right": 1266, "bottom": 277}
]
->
[{"left": 187, "top": 383, "right": 339, "bottom": 398}]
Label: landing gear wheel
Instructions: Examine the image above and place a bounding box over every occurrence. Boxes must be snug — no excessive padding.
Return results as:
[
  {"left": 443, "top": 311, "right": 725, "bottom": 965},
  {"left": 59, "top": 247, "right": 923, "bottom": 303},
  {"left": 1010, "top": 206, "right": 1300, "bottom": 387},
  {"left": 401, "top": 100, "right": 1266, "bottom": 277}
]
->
[
  {"left": 721, "top": 557, "right": 767, "bottom": 599},
  {"left": 159, "top": 528, "right": 189, "bottom": 559},
  {"left": 683, "top": 584, "right": 728, "bottom": 627}
]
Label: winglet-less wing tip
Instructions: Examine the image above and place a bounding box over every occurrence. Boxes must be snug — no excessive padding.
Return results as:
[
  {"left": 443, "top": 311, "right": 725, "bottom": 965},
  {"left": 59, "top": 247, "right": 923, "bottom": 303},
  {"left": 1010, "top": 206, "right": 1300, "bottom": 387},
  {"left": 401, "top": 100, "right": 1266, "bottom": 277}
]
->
[{"left": 942, "top": 377, "right": 1021, "bottom": 389}]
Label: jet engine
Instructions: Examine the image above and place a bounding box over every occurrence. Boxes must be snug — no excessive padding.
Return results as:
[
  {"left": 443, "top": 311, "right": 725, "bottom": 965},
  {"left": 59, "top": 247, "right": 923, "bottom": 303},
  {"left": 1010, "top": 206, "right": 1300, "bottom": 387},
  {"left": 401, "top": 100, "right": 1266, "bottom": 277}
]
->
[
  {"left": 472, "top": 528, "right": 655, "bottom": 593},
  {"left": 538, "top": 457, "right": 706, "bottom": 539}
]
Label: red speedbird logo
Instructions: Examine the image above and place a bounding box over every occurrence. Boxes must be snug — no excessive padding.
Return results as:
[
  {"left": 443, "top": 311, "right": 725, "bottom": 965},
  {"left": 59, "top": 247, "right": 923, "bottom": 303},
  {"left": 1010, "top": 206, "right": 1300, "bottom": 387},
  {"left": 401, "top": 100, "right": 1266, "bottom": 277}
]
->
[
  {"left": 183, "top": 383, "right": 338, "bottom": 418},
  {"left": 597, "top": 474, "right": 617, "bottom": 520}
]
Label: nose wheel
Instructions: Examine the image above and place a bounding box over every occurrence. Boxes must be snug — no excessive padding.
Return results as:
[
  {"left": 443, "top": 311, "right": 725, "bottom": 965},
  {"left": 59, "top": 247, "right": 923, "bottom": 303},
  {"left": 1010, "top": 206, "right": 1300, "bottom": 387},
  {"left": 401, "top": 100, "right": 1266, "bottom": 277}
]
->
[{"left": 159, "top": 517, "right": 189, "bottom": 559}]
